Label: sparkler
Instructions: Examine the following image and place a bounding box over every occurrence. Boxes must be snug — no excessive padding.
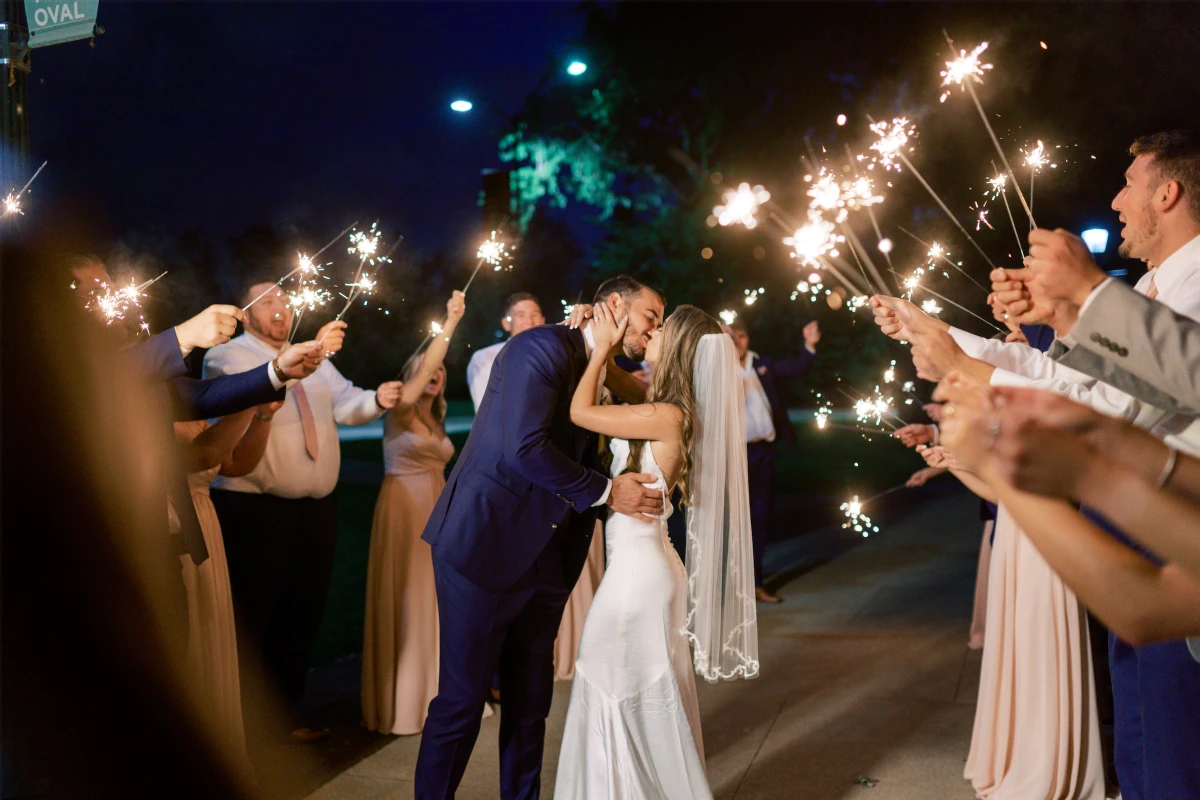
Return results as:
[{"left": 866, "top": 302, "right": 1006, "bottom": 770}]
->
[
  {"left": 396, "top": 319, "right": 450, "bottom": 380},
  {"left": 243, "top": 220, "right": 357, "bottom": 311},
  {"left": 86, "top": 271, "right": 169, "bottom": 326},
  {"left": 462, "top": 225, "right": 513, "bottom": 293},
  {"left": 840, "top": 496, "right": 881, "bottom": 537},
  {"left": 718, "top": 309, "right": 738, "bottom": 326},
  {"left": 843, "top": 143, "right": 895, "bottom": 283},
  {"left": 887, "top": 268, "right": 1005, "bottom": 334},
  {"left": 2, "top": 160, "right": 47, "bottom": 216},
  {"left": 838, "top": 386, "right": 902, "bottom": 430},
  {"left": 714, "top": 182, "right": 770, "bottom": 228},
  {"left": 988, "top": 163, "right": 1025, "bottom": 258},
  {"left": 938, "top": 41, "right": 993, "bottom": 103},
  {"left": 970, "top": 201, "right": 993, "bottom": 231},
  {"left": 897, "top": 227, "right": 990, "bottom": 294},
  {"left": 782, "top": 209, "right": 843, "bottom": 268},
  {"left": 1022, "top": 140, "right": 1053, "bottom": 228},
  {"left": 868, "top": 117, "right": 914, "bottom": 172},
  {"left": 940, "top": 32, "right": 1036, "bottom": 229},
  {"left": 743, "top": 288, "right": 764, "bottom": 306},
  {"left": 330, "top": 225, "right": 400, "bottom": 326},
  {"left": 921, "top": 298, "right": 944, "bottom": 315}
]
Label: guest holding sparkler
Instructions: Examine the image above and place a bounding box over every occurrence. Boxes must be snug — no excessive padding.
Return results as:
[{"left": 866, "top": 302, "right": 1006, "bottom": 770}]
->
[
  {"left": 466, "top": 292, "right": 546, "bottom": 411},
  {"left": 204, "top": 281, "right": 403, "bottom": 744},
  {"left": 722, "top": 317, "right": 820, "bottom": 603},
  {"left": 362, "top": 291, "right": 469, "bottom": 736}
]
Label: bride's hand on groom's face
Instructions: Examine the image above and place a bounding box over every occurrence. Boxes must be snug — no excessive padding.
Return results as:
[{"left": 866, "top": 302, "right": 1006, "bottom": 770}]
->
[
  {"left": 590, "top": 303, "right": 628, "bottom": 358},
  {"left": 608, "top": 472, "right": 665, "bottom": 522}
]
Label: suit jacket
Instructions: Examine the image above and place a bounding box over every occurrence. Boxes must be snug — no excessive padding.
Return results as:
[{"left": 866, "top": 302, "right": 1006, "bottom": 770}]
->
[
  {"left": 423, "top": 325, "right": 610, "bottom": 592},
  {"left": 1052, "top": 280, "right": 1200, "bottom": 417},
  {"left": 752, "top": 349, "right": 815, "bottom": 447},
  {"left": 126, "top": 328, "right": 284, "bottom": 563}
]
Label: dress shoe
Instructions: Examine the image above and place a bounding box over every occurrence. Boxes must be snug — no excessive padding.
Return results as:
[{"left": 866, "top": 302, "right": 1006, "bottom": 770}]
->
[
  {"left": 755, "top": 587, "right": 783, "bottom": 604},
  {"left": 289, "top": 726, "right": 330, "bottom": 744}
]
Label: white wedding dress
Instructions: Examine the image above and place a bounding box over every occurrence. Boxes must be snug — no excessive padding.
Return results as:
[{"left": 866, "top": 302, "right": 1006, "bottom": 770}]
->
[{"left": 554, "top": 437, "right": 711, "bottom": 800}]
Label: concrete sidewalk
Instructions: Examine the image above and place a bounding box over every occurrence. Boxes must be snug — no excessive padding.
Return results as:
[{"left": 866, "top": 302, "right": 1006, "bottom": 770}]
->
[{"left": 305, "top": 484, "right": 983, "bottom": 800}]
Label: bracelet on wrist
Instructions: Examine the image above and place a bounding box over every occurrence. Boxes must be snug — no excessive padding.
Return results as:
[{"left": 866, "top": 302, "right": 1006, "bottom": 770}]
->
[
  {"left": 255, "top": 410, "right": 274, "bottom": 422},
  {"left": 271, "top": 359, "right": 289, "bottom": 384},
  {"left": 374, "top": 393, "right": 386, "bottom": 411}
]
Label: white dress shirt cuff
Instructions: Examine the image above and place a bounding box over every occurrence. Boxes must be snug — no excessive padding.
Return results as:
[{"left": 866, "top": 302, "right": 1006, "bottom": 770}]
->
[
  {"left": 989, "top": 368, "right": 1035, "bottom": 388},
  {"left": 592, "top": 478, "right": 613, "bottom": 508},
  {"left": 267, "top": 361, "right": 286, "bottom": 390},
  {"left": 931, "top": 424, "right": 940, "bottom": 446},
  {"left": 1060, "top": 277, "right": 1115, "bottom": 348},
  {"left": 804, "top": 344, "right": 816, "bottom": 354},
  {"left": 948, "top": 327, "right": 987, "bottom": 358}
]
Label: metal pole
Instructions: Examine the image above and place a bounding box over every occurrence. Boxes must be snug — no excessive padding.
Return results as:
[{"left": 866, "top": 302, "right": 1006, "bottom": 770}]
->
[{"left": 1, "top": 1, "right": 31, "bottom": 191}]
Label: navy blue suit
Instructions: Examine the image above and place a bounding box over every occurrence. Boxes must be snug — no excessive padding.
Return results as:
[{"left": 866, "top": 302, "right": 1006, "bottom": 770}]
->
[
  {"left": 418, "top": 325, "right": 608, "bottom": 799},
  {"left": 127, "top": 328, "right": 283, "bottom": 564},
  {"left": 747, "top": 349, "right": 814, "bottom": 586}
]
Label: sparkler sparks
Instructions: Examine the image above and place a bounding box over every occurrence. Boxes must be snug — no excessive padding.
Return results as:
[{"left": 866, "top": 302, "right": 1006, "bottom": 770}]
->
[
  {"left": 921, "top": 298, "right": 944, "bottom": 315},
  {"left": 840, "top": 495, "right": 881, "bottom": 537},
  {"left": 2, "top": 160, "right": 47, "bottom": 216},
  {"left": 718, "top": 309, "right": 738, "bottom": 326},
  {"left": 939, "top": 41, "right": 993, "bottom": 103},
  {"left": 970, "top": 201, "right": 994, "bottom": 230},
  {"left": 1023, "top": 140, "right": 1049, "bottom": 172},
  {"left": 853, "top": 386, "right": 895, "bottom": 427},
  {"left": 743, "top": 288, "right": 764, "bottom": 306},
  {"left": 86, "top": 271, "right": 169, "bottom": 326},
  {"left": 289, "top": 285, "right": 332, "bottom": 312},
  {"left": 883, "top": 360, "right": 897, "bottom": 384},
  {"left": 814, "top": 404, "right": 833, "bottom": 430},
  {"left": 714, "top": 182, "right": 771, "bottom": 229},
  {"left": 846, "top": 295, "right": 870, "bottom": 312},
  {"left": 477, "top": 230, "right": 510, "bottom": 267},
  {"left": 806, "top": 170, "right": 883, "bottom": 223},
  {"left": 430, "top": 320, "right": 444, "bottom": 337},
  {"left": 783, "top": 211, "right": 843, "bottom": 266},
  {"left": 868, "top": 117, "right": 914, "bottom": 172},
  {"left": 986, "top": 172, "right": 1008, "bottom": 198}
]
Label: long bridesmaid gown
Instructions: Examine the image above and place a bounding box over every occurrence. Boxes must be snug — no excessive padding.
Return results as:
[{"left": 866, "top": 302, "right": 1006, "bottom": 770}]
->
[
  {"left": 361, "top": 420, "right": 457, "bottom": 735},
  {"left": 175, "top": 420, "right": 251, "bottom": 773},
  {"left": 964, "top": 507, "right": 1104, "bottom": 799},
  {"left": 553, "top": 521, "right": 605, "bottom": 681}
]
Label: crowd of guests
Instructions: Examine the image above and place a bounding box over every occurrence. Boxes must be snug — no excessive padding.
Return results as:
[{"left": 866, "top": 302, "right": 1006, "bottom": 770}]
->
[
  {"left": 28, "top": 240, "right": 826, "bottom": 794},
  {"left": 875, "top": 129, "right": 1200, "bottom": 800}
]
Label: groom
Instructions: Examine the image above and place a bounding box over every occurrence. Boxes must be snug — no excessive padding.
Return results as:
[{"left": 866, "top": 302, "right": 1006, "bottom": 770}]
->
[{"left": 416, "top": 275, "right": 666, "bottom": 799}]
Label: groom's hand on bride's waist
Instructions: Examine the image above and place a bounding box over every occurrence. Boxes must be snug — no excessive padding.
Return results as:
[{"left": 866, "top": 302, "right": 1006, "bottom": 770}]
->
[{"left": 608, "top": 472, "right": 665, "bottom": 523}]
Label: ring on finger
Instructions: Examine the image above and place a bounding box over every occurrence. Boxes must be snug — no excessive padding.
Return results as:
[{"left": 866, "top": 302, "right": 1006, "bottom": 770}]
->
[{"left": 944, "top": 403, "right": 957, "bottom": 416}]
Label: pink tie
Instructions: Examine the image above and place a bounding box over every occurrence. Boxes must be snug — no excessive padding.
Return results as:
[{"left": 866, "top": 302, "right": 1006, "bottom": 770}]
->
[
  {"left": 1146, "top": 274, "right": 1159, "bottom": 300},
  {"left": 292, "top": 382, "right": 319, "bottom": 460}
]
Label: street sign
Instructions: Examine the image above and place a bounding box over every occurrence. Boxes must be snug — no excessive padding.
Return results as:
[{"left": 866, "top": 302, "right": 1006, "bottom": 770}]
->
[{"left": 24, "top": 0, "right": 98, "bottom": 48}]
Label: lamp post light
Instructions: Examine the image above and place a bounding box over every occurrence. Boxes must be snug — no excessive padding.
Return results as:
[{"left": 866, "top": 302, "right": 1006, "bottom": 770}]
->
[
  {"left": 449, "top": 99, "right": 473, "bottom": 113},
  {"left": 1081, "top": 228, "right": 1109, "bottom": 255}
]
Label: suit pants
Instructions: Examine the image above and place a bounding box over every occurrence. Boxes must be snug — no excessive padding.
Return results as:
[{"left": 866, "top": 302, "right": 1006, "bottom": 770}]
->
[
  {"left": 747, "top": 441, "right": 776, "bottom": 587},
  {"left": 416, "top": 536, "right": 571, "bottom": 800},
  {"left": 1109, "top": 633, "right": 1200, "bottom": 800},
  {"left": 210, "top": 489, "right": 338, "bottom": 733}
]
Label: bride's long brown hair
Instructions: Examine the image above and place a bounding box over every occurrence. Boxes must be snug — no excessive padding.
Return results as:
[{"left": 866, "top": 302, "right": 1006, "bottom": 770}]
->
[{"left": 623, "top": 305, "right": 721, "bottom": 506}]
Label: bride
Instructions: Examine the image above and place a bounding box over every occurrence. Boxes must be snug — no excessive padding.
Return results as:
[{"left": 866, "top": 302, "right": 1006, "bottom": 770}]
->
[{"left": 555, "top": 303, "right": 759, "bottom": 799}]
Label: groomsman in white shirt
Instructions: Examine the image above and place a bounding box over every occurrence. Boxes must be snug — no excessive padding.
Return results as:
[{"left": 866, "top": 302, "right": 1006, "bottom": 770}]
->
[
  {"left": 466, "top": 292, "right": 546, "bottom": 411},
  {"left": 724, "top": 318, "right": 820, "bottom": 603},
  {"left": 204, "top": 281, "right": 402, "bottom": 743}
]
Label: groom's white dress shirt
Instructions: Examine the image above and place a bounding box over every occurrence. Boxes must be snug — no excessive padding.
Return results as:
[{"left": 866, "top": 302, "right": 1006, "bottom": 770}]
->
[
  {"left": 948, "top": 234, "right": 1200, "bottom": 456},
  {"left": 203, "top": 332, "right": 385, "bottom": 499},
  {"left": 467, "top": 340, "right": 506, "bottom": 412}
]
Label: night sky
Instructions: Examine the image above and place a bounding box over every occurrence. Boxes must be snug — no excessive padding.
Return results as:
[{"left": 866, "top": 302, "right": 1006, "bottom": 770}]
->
[{"left": 22, "top": 1, "right": 584, "bottom": 258}]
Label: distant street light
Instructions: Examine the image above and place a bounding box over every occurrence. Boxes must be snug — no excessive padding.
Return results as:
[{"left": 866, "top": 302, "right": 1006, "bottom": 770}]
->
[
  {"left": 450, "top": 99, "right": 474, "bottom": 113},
  {"left": 1081, "top": 228, "right": 1109, "bottom": 254},
  {"left": 566, "top": 60, "right": 588, "bottom": 77}
]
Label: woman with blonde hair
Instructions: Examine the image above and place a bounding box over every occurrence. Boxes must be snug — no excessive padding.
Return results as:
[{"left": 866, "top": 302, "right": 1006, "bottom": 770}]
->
[
  {"left": 362, "top": 291, "right": 471, "bottom": 735},
  {"left": 556, "top": 303, "right": 758, "bottom": 798}
]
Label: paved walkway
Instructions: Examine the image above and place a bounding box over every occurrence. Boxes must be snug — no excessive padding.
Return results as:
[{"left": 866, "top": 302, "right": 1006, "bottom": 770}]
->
[{"left": 303, "top": 483, "right": 984, "bottom": 800}]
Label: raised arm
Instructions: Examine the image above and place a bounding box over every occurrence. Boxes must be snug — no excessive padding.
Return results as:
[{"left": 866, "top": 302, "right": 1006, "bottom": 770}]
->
[
  {"left": 393, "top": 292, "right": 465, "bottom": 426},
  {"left": 570, "top": 306, "right": 680, "bottom": 442}
]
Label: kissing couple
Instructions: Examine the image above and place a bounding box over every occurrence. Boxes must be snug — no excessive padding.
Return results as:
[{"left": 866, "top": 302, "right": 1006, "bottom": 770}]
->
[{"left": 416, "top": 275, "right": 758, "bottom": 799}]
